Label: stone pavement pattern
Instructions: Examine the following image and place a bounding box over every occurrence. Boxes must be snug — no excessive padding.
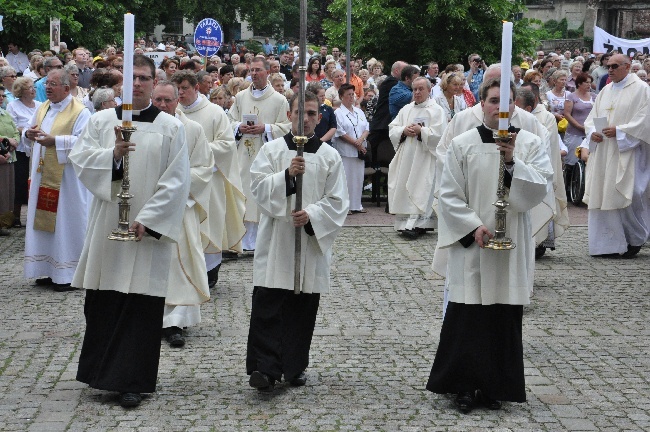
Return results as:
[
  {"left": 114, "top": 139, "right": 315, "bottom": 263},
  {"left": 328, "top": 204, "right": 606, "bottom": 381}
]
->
[{"left": 0, "top": 220, "right": 648, "bottom": 431}]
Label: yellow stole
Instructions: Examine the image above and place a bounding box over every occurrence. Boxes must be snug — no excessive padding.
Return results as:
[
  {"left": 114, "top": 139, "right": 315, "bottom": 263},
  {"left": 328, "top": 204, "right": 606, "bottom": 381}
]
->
[{"left": 33, "top": 98, "right": 85, "bottom": 232}]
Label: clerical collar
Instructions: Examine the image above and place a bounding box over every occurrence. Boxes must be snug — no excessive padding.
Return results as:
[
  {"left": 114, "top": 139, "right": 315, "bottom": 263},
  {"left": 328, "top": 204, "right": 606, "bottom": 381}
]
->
[
  {"left": 252, "top": 86, "right": 267, "bottom": 98},
  {"left": 182, "top": 95, "right": 202, "bottom": 110},
  {"left": 50, "top": 94, "right": 73, "bottom": 111},
  {"left": 284, "top": 132, "right": 322, "bottom": 154},
  {"left": 477, "top": 123, "right": 520, "bottom": 143},
  {"left": 611, "top": 74, "right": 630, "bottom": 90},
  {"left": 132, "top": 101, "right": 152, "bottom": 115}
]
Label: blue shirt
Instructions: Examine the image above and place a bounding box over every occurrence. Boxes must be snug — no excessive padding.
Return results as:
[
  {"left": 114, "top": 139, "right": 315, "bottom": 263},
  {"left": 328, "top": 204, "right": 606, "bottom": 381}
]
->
[
  {"left": 263, "top": 43, "right": 274, "bottom": 55},
  {"left": 388, "top": 81, "right": 412, "bottom": 120},
  {"left": 35, "top": 77, "right": 48, "bottom": 102},
  {"left": 465, "top": 69, "right": 484, "bottom": 102}
]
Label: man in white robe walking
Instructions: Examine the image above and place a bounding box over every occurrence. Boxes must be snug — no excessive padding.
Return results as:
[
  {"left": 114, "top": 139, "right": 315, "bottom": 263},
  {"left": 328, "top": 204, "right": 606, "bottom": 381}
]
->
[
  {"left": 388, "top": 77, "right": 447, "bottom": 238},
  {"left": 427, "top": 78, "right": 553, "bottom": 413},
  {"left": 228, "top": 57, "right": 291, "bottom": 252},
  {"left": 23, "top": 68, "right": 91, "bottom": 291},
  {"left": 583, "top": 54, "right": 650, "bottom": 257},
  {"left": 246, "top": 91, "right": 349, "bottom": 392},
  {"left": 171, "top": 70, "right": 245, "bottom": 288},
  {"left": 153, "top": 81, "right": 215, "bottom": 348},
  {"left": 70, "top": 55, "right": 190, "bottom": 408}
]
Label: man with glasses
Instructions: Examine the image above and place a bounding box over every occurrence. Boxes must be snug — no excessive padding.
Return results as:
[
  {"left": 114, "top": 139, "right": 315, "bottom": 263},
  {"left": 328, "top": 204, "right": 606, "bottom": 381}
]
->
[
  {"left": 34, "top": 57, "right": 64, "bottom": 102},
  {"left": 465, "top": 53, "right": 487, "bottom": 102},
  {"left": 591, "top": 52, "right": 612, "bottom": 93},
  {"left": 70, "top": 55, "right": 190, "bottom": 408},
  {"left": 23, "top": 68, "right": 91, "bottom": 291},
  {"left": 582, "top": 53, "right": 650, "bottom": 258}
]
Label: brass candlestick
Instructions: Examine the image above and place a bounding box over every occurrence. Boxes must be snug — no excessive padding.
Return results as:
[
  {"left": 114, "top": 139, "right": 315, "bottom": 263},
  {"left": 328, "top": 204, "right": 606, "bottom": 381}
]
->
[
  {"left": 108, "top": 126, "right": 138, "bottom": 241},
  {"left": 485, "top": 131, "right": 515, "bottom": 250}
]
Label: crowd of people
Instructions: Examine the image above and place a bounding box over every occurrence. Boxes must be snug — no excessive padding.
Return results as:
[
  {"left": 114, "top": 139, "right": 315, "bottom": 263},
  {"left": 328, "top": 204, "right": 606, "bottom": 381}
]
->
[{"left": 0, "top": 37, "right": 648, "bottom": 414}]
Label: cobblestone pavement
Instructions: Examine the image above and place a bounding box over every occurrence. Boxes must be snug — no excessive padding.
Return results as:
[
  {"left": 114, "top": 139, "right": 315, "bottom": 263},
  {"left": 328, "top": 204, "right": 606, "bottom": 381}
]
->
[{"left": 0, "top": 221, "right": 648, "bottom": 431}]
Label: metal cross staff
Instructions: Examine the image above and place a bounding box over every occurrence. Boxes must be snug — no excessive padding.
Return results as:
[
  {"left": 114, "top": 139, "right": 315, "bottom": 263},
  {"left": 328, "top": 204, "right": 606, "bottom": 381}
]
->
[{"left": 293, "top": 0, "right": 308, "bottom": 294}]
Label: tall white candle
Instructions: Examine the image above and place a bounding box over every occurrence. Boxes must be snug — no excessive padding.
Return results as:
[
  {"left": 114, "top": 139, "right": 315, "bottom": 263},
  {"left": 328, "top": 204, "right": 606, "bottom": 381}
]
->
[
  {"left": 499, "top": 21, "right": 513, "bottom": 132},
  {"left": 122, "top": 13, "right": 135, "bottom": 125}
]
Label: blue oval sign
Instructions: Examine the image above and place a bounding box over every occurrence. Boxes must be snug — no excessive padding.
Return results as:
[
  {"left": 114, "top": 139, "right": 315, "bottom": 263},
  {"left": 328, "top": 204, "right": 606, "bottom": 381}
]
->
[{"left": 194, "top": 18, "right": 224, "bottom": 57}]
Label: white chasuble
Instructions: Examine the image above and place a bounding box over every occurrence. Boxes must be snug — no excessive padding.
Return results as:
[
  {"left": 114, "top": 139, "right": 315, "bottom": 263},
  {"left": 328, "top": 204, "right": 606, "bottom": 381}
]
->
[
  {"left": 69, "top": 107, "right": 190, "bottom": 297},
  {"left": 387, "top": 99, "right": 447, "bottom": 224},
  {"left": 165, "top": 112, "right": 214, "bottom": 306},
  {"left": 181, "top": 95, "right": 245, "bottom": 253},
  {"left": 229, "top": 86, "right": 290, "bottom": 223}
]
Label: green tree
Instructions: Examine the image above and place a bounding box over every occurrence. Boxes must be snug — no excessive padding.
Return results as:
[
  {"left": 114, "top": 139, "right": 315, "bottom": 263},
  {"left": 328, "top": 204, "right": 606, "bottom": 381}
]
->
[
  {"left": 0, "top": 0, "right": 171, "bottom": 52},
  {"left": 322, "top": 0, "right": 539, "bottom": 66}
]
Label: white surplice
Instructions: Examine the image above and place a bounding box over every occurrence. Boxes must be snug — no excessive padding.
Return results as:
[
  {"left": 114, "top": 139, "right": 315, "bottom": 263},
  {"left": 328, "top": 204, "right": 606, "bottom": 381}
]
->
[
  {"left": 250, "top": 136, "right": 349, "bottom": 294},
  {"left": 23, "top": 95, "right": 91, "bottom": 284},
  {"left": 387, "top": 99, "right": 447, "bottom": 231},
  {"left": 69, "top": 107, "right": 190, "bottom": 297},
  {"left": 583, "top": 73, "right": 650, "bottom": 254},
  {"left": 438, "top": 128, "right": 552, "bottom": 305}
]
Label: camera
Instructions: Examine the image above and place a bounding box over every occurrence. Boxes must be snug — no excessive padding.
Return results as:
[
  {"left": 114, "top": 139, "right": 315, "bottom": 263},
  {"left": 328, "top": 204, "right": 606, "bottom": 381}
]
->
[
  {"left": 473, "top": 58, "right": 482, "bottom": 63},
  {"left": 0, "top": 138, "right": 10, "bottom": 156}
]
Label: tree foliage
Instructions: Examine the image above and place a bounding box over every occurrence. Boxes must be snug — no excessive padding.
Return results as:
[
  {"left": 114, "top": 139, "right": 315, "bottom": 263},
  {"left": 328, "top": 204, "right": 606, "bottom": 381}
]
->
[
  {"left": 322, "top": 0, "right": 539, "bottom": 67},
  {"left": 0, "top": 0, "right": 171, "bottom": 52}
]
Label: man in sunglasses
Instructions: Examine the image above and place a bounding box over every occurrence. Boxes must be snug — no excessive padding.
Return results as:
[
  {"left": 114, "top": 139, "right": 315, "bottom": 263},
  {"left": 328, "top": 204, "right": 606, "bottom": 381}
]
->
[
  {"left": 465, "top": 53, "right": 487, "bottom": 102},
  {"left": 34, "top": 57, "right": 64, "bottom": 102},
  {"left": 583, "top": 53, "right": 650, "bottom": 258}
]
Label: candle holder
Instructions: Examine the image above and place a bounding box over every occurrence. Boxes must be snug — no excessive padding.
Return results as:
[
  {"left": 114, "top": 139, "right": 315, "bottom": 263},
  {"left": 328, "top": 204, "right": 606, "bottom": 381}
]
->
[
  {"left": 484, "top": 131, "right": 515, "bottom": 251},
  {"left": 108, "top": 126, "right": 138, "bottom": 241}
]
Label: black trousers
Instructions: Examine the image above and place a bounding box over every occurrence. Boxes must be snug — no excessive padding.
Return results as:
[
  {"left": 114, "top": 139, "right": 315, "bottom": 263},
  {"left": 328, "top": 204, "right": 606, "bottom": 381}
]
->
[
  {"left": 246, "top": 286, "right": 320, "bottom": 382},
  {"left": 77, "top": 290, "right": 165, "bottom": 394}
]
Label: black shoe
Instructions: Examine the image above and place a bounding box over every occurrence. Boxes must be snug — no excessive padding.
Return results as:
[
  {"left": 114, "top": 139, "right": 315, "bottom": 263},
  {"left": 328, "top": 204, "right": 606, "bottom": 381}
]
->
[
  {"left": 0, "top": 228, "right": 10, "bottom": 236},
  {"left": 119, "top": 392, "right": 142, "bottom": 408},
  {"left": 535, "top": 246, "right": 546, "bottom": 259},
  {"left": 455, "top": 391, "right": 476, "bottom": 414},
  {"left": 53, "top": 284, "right": 77, "bottom": 292},
  {"left": 12, "top": 220, "right": 23, "bottom": 228},
  {"left": 249, "top": 371, "right": 274, "bottom": 393},
  {"left": 222, "top": 251, "right": 238, "bottom": 260},
  {"left": 165, "top": 327, "right": 185, "bottom": 347},
  {"left": 478, "top": 390, "right": 502, "bottom": 410},
  {"left": 401, "top": 229, "right": 419, "bottom": 240},
  {"left": 35, "top": 277, "right": 53, "bottom": 286},
  {"left": 207, "top": 263, "right": 221, "bottom": 289},
  {"left": 289, "top": 372, "right": 307, "bottom": 387},
  {"left": 621, "top": 244, "right": 642, "bottom": 258}
]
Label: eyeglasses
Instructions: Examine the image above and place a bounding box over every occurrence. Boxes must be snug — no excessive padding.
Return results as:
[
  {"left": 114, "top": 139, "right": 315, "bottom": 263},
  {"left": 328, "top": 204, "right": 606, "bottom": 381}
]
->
[
  {"left": 5, "top": 75, "right": 17, "bottom": 78},
  {"left": 45, "top": 81, "right": 63, "bottom": 87},
  {"left": 153, "top": 97, "right": 175, "bottom": 104},
  {"left": 607, "top": 64, "right": 622, "bottom": 70},
  {"left": 133, "top": 75, "right": 153, "bottom": 82},
  {"left": 0, "top": 94, "right": 5, "bottom": 98},
  {"left": 114, "top": 65, "right": 123, "bottom": 70}
]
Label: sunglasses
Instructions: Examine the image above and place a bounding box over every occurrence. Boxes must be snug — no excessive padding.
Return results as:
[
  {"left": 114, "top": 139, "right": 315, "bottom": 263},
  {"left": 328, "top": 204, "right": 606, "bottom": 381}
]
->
[{"left": 607, "top": 64, "right": 622, "bottom": 70}]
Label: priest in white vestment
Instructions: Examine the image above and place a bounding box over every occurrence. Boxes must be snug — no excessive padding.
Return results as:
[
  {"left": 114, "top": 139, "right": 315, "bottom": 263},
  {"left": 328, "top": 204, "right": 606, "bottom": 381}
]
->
[
  {"left": 427, "top": 80, "right": 553, "bottom": 412},
  {"left": 516, "top": 83, "right": 570, "bottom": 257},
  {"left": 246, "top": 92, "right": 349, "bottom": 392},
  {"left": 153, "top": 82, "right": 215, "bottom": 348},
  {"left": 23, "top": 69, "right": 91, "bottom": 289},
  {"left": 70, "top": 56, "right": 190, "bottom": 408},
  {"left": 171, "top": 70, "right": 245, "bottom": 288},
  {"left": 388, "top": 77, "right": 446, "bottom": 238},
  {"left": 583, "top": 54, "right": 650, "bottom": 257},
  {"left": 228, "top": 58, "right": 291, "bottom": 251}
]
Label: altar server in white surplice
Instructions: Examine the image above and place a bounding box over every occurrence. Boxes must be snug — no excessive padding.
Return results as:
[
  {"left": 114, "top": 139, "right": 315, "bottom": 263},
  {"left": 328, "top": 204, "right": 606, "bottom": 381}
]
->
[
  {"left": 228, "top": 57, "right": 290, "bottom": 251},
  {"left": 246, "top": 92, "right": 348, "bottom": 393},
  {"left": 171, "top": 70, "right": 245, "bottom": 289},
  {"left": 388, "top": 77, "right": 447, "bottom": 239},
  {"left": 152, "top": 81, "right": 215, "bottom": 348},
  {"left": 70, "top": 55, "right": 190, "bottom": 408},
  {"left": 23, "top": 69, "right": 91, "bottom": 289},
  {"left": 426, "top": 79, "right": 552, "bottom": 412},
  {"left": 583, "top": 54, "right": 650, "bottom": 258}
]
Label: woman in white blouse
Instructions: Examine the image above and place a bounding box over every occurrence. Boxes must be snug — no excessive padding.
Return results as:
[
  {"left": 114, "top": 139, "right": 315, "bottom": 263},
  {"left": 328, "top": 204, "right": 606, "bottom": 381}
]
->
[
  {"left": 434, "top": 72, "right": 467, "bottom": 122},
  {"left": 333, "top": 83, "right": 369, "bottom": 213},
  {"left": 6, "top": 77, "right": 41, "bottom": 227}
]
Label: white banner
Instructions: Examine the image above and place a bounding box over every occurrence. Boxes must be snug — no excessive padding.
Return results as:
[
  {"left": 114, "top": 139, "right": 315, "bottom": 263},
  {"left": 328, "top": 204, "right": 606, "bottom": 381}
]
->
[
  {"left": 143, "top": 52, "right": 170, "bottom": 68},
  {"left": 593, "top": 26, "right": 650, "bottom": 57}
]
